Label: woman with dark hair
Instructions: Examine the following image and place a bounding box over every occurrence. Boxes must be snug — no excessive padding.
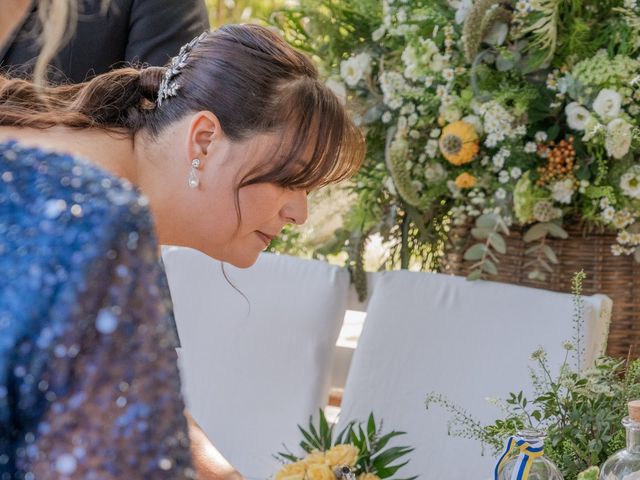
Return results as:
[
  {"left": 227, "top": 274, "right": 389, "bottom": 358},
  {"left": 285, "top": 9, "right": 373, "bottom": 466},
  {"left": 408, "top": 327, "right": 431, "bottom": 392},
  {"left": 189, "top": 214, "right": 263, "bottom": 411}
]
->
[{"left": 0, "top": 23, "right": 365, "bottom": 479}]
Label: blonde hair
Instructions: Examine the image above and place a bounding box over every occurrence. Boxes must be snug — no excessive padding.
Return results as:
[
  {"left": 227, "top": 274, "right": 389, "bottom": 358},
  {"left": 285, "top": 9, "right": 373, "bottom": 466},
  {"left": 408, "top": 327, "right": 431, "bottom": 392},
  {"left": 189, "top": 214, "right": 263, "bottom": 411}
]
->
[{"left": 33, "top": 0, "right": 110, "bottom": 84}]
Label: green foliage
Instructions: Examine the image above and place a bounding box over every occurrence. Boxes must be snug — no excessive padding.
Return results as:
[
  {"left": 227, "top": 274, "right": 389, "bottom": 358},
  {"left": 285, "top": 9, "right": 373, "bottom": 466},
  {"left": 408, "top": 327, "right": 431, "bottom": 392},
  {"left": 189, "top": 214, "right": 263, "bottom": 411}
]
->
[
  {"left": 276, "top": 410, "right": 416, "bottom": 480},
  {"left": 426, "top": 272, "right": 640, "bottom": 479}
]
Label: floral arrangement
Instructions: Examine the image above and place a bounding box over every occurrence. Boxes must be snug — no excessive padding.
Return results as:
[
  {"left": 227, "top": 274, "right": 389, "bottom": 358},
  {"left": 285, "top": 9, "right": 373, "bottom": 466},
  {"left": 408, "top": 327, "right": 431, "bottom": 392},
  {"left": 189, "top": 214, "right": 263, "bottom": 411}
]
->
[
  {"left": 425, "top": 272, "right": 640, "bottom": 479},
  {"left": 274, "top": 410, "right": 415, "bottom": 480},
  {"left": 274, "top": 0, "right": 640, "bottom": 291}
]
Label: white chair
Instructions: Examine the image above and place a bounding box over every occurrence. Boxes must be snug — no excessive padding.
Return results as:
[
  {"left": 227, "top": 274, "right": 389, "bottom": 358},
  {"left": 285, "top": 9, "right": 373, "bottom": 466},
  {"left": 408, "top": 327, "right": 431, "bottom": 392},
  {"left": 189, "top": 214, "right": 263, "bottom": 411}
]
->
[
  {"left": 337, "top": 270, "right": 612, "bottom": 480},
  {"left": 162, "top": 248, "right": 351, "bottom": 480}
]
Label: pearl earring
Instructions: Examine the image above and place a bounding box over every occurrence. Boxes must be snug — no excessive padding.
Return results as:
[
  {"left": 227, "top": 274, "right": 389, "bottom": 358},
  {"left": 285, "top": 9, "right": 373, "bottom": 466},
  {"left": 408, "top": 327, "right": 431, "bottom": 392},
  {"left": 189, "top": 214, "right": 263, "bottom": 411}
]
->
[{"left": 188, "top": 158, "right": 201, "bottom": 189}]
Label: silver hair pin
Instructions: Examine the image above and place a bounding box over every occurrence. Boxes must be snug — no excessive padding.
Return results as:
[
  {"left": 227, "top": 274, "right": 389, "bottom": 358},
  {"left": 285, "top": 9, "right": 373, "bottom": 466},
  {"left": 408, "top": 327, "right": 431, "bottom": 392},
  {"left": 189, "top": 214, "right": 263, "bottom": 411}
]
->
[{"left": 157, "top": 31, "right": 209, "bottom": 106}]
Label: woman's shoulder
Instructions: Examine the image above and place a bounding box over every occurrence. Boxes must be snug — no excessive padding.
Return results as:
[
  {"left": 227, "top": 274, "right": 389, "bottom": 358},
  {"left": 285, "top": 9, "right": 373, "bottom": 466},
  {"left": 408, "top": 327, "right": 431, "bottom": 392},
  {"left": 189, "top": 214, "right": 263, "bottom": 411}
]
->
[{"left": 0, "top": 139, "right": 153, "bottom": 236}]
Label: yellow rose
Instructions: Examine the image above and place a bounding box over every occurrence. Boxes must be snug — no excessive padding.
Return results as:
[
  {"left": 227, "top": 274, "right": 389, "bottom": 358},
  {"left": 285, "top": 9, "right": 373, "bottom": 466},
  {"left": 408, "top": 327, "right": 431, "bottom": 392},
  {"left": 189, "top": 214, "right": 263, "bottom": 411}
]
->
[
  {"left": 302, "top": 451, "right": 326, "bottom": 466},
  {"left": 307, "top": 464, "right": 335, "bottom": 480},
  {"left": 359, "top": 474, "right": 381, "bottom": 480},
  {"left": 275, "top": 462, "right": 306, "bottom": 480},
  {"left": 325, "top": 444, "right": 359, "bottom": 468},
  {"left": 454, "top": 172, "right": 477, "bottom": 189}
]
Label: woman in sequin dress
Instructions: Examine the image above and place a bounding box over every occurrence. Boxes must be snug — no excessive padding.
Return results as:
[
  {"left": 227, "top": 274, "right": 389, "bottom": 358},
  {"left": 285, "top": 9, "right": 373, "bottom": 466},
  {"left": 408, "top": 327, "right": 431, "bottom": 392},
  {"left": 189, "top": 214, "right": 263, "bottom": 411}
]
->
[{"left": 0, "top": 23, "right": 365, "bottom": 480}]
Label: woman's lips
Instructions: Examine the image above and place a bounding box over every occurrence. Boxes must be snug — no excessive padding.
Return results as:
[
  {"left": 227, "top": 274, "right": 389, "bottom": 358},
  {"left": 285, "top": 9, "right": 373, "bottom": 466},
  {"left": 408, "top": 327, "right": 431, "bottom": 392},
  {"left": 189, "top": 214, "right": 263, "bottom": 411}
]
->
[{"left": 256, "top": 231, "right": 274, "bottom": 247}]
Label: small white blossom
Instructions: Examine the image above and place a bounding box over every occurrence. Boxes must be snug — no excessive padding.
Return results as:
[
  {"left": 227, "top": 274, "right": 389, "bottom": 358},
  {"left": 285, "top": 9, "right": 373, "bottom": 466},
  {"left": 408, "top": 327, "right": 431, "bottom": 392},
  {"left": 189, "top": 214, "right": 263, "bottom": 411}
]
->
[
  {"left": 535, "top": 131, "right": 548, "bottom": 142},
  {"left": 425, "top": 139, "right": 439, "bottom": 158},
  {"left": 605, "top": 118, "right": 633, "bottom": 159},
  {"left": 565, "top": 102, "right": 591, "bottom": 131},
  {"left": 382, "top": 111, "right": 393, "bottom": 123},
  {"left": 510, "top": 167, "right": 522, "bottom": 179},
  {"left": 424, "top": 162, "right": 446, "bottom": 183},
  {"left": 524, "top": 142, "right": 538, "bottom": 153},
  {"left": 495, "top": 188, "right": 507, "bottom": 200},
  {"left": 340, "top": 52, "right": 372, "bottom": 87},
  {"left": 593, "top": 89, "right": 622, "bottom": 120},
  {"left": 620, "top": 167, "right": 640, "bottom": 199},
  {"left": 551, "top": 178, "right": 575, "bottom": 204},
  {"left": 498, "top": 170, "right": 510, "bottom": 184}
]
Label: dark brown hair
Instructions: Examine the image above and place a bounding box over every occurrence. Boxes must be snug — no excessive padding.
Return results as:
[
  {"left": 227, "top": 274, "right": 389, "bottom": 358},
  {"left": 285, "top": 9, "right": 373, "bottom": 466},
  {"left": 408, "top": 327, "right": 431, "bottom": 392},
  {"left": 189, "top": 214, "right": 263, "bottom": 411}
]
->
[{"left": 0, "top": 24, "right": 365, "bottom": 192}]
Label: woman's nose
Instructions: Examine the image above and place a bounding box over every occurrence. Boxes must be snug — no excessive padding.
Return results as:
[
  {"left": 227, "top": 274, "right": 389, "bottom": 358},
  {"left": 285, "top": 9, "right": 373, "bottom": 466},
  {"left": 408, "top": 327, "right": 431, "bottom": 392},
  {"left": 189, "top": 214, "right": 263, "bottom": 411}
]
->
[{"left": 280, "top": 189, "right": 308, "bottom": 225}]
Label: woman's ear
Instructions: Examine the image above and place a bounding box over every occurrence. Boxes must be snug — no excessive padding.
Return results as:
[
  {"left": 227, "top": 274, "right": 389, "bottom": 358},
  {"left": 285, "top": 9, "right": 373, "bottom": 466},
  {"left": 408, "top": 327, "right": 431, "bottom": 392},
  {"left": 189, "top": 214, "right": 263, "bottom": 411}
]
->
[{"left": 186, "top": 111, "right": 223, "bottom": 159}]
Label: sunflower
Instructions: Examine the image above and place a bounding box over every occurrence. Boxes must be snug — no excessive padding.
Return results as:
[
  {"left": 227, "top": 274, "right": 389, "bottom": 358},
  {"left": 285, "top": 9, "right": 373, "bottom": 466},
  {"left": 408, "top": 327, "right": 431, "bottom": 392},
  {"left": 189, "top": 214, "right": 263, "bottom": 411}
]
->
[
  {"left": 455, "top": 172, "right": 478, "bottom": 189},
  {"left": 439, "top": 121, "right": 480, "bottom": 165}
]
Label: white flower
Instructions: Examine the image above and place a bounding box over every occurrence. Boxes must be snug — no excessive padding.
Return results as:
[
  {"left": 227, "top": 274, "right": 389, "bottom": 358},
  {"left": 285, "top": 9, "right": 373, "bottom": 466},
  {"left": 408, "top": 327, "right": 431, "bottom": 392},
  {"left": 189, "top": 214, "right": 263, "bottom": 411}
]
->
[
  {"left": 454, "top": 0, "right": 473, "bottom": 24},
  {"left": 495, "top": 188, "right": 507, "bottom": 200},
  {"left": 429, "top": 53, "right": 448, "bottom": 72},
  {"left": 582, "top": 116, "right": 602, "bottom": 142},
  {"left": 379, "top": 71, "right": 407, "bottom": 110},
  {"left": 618, "top": 230, "right": 633, "bottom": 245},
  {"left": 524, "top": 142, "right": 538, "bottom": 153},
  {"left": 612, "top": 244, "right": 625, "bottom": 256},
  {"left": 381, "top": 111, "right": 392, "bottom": 123},
  {"left": 535, "top": 131, "right": 548, "bottom": 142},
  {"left": 602, "top": 207, "right": 615, "bottom": 222},
  {"left": 551, "top": 178, "right": 575, "bottom": 204},
  {"left": 325, "top": 78, "right": 347, "bottom": 105},
  {"left": 498, "top": 170, "right": 510, "bottom": 184},
  {"left": 440, "top": 104, "right": 462, "bottom": 123},
  {"left": 443, "top": 68, "right": 455, "bottom": 82},
  {"left": 492, "top": 154, "right": 505, "bottom": 170},
  {"left": 605, "top": 118, "right": 633, "bottom": 159},
  {"left": 565, "top": 102, "right": 591, "bottom": 131},
  {"left": 593, "top": 89, "right": 622, "bottom": 120},
  {"left": 424, "top": 163, "right": 446, "bottom": 183},
  {"left": 372, "top": 25, "right": 386, "bottom": 42},
  {"left": 425, "top": 76, "right": 434, "bottom": 87},
  {"left": 425, "top": 139, "right": 439, "bottom": 158},
  {"left": 620, "top": 168, "right": 640, "bottom": 199},
  {"left": 430, "top": 128, "right": 441, "bottom": 139},
  {"left": 510, "top": 167, "right": 522, "bottom": 179},
  {"left": 613, "top": 209, "right": 635, "bottom": 229},
  {"left": 340, "top": 52, "right": 372, "bottom": 87}
]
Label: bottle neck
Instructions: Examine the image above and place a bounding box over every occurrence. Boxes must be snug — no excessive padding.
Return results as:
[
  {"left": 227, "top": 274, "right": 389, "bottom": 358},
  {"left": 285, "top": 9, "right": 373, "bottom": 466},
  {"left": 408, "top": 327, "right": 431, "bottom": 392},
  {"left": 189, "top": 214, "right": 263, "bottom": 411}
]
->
[{"left": 623, "top": 418, "right": 640, "bottom": 452}]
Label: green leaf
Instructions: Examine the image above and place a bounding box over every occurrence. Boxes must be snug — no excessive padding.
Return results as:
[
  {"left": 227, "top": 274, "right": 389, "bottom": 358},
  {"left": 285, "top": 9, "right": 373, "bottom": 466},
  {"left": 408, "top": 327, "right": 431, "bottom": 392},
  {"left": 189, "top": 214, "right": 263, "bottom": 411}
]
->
[
  {"left": 374, "top": 431, "right": 406, "bottom": 452},
  {"left": 467, "top": 269, "right": 483, "bottom": 281},
  {"left": 367, "top": 413, "right": 376, "bottom": 439},
  {"left": 489, "top": 233, "right": 507, "bottom": 254},
  {"left": 464, "top": 243, "right": 486, "bottom": 261},
  {"left": 482, "top": 259, "right": 498, "bottom": 275},
  {"left": 471, "top": 227, "right": 490, "bottom": 240},
  {"left": 542, "top": 244, "right": 559, "bottom": 264},
  {"left": 543, "top": 222, "right": 568, "bottom": 239},
  {"left": 523, "top": 223, "right": 549, "bottom": 242},
  {"left": 476, "top": 213, "right": 499, "bottom": 229},
  {"left": 372, "top": 447, "right": 414, "bottom": 468},
  {"left": 525, "top": 244, "right": 542, "bottom": 255}
]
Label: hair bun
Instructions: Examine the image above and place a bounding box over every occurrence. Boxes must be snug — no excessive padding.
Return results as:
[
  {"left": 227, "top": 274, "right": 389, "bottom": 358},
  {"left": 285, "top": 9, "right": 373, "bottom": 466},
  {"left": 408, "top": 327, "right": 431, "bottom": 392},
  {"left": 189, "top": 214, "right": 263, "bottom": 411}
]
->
[{"left": 139, "top": 67, "right": 166, "bottom": 99}]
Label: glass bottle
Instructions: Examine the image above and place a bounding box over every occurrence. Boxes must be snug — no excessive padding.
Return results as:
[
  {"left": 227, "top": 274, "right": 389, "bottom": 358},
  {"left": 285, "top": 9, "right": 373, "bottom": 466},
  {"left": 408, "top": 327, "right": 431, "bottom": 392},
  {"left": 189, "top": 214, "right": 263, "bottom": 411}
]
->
[
  {"left": 599, "top": 400, "right": 640, "bottom": 480},
  {"left": 496, "top": 429, "right": 564, "bottom": 480}
]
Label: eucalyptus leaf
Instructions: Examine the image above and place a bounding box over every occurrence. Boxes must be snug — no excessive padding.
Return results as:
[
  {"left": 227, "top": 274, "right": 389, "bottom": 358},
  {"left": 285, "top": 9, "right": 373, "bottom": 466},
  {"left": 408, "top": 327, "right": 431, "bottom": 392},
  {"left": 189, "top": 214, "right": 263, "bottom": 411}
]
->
[
  {"left": 544, "top": 222, "right": 568, "bottom": 239},
  {"left": 467, "top": 269, "right": 483, "bottom": 281},
  {"left": 464, "top": 243, "right": 486, "bottom": 261},
  {"left": 489, "top": 233, "right": 507, "bottom": 254},
  {"left": 471, "top": 227, "right": 490, "bottom": 240},
  {"left": 476, "top": 213, "right": 499, "bottom": 229},
  {"left": 482, "top": 259, "right": 498, "bottom": 275},
  {"left": 523, "top": 223, "right": 549, "bottom": 242},
  {"left": 542, "top": 244, "right": 559, "bottom": 264}
]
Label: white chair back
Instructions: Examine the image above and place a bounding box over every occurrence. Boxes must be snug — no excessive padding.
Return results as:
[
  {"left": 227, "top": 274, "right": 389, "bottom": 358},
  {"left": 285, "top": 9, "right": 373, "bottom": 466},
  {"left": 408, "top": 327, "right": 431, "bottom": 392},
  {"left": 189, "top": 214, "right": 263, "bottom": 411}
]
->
[
  {"left": 337, "top": 270, "right": 611, "bottom": 479},
  {"left": 162, "top": 248, "right": 351, "bottom": 480}
]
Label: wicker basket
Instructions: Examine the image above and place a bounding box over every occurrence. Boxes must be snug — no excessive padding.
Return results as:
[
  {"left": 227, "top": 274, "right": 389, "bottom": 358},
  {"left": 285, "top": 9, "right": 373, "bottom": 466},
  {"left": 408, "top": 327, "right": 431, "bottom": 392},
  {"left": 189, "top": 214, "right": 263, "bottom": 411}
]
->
[{"left": 443, "top": 223, "right": 640, "bottom": 359}]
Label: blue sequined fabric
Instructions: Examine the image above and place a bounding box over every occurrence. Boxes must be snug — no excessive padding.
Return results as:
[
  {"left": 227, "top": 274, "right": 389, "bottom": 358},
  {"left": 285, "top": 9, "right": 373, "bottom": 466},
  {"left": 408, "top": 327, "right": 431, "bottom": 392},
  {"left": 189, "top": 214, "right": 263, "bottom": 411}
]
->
[{"left": 0, "top": 141, "right": 195, "bottom": 479}]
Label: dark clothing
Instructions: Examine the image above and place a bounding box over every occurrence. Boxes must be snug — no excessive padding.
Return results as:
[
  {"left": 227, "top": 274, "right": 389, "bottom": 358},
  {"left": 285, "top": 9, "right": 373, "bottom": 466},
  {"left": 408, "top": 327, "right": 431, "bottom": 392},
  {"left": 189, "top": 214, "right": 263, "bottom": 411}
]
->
[{"left": 1, "top": 0, "right": 209, "bottom": 83}]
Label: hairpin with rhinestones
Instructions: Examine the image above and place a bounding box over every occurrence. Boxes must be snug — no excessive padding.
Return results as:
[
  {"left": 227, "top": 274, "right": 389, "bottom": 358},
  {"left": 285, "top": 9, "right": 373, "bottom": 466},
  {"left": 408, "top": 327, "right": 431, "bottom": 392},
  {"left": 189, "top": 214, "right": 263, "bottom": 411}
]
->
[{"left": 157, "top": 31, "right": 209, "bottom": 106}]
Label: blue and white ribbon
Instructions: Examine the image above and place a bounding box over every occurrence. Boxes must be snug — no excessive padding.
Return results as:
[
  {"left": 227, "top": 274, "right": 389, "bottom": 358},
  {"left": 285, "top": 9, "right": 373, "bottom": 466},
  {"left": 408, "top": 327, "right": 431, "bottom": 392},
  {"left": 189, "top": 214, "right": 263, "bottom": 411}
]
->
[{"left": 494, "top": 436, "right": 544, "bottom": 480}]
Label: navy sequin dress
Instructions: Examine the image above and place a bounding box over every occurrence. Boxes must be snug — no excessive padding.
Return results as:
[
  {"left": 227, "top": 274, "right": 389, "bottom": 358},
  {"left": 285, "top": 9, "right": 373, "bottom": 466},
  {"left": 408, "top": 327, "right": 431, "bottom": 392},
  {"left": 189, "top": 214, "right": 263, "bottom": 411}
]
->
[{"left": 0, "top": 141, "right": 195, "bottom": 479}]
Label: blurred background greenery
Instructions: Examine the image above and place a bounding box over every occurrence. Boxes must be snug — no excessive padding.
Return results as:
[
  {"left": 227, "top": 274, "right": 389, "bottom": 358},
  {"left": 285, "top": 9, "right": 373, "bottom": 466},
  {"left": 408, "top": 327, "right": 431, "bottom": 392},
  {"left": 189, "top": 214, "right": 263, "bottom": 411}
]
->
[{"left": 205, "top": 0, "right": 291, "bottom": 27}]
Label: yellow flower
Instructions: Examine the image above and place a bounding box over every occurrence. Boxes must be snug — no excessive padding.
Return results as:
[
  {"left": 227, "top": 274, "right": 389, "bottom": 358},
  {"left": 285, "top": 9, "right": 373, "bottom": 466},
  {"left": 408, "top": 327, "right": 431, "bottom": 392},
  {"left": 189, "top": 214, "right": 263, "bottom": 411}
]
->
[
  {"left": 439, "top": 121, "right": 480, "bottom": 165},
  {"left": 307, "top": 464, "right": 335, "bottom": 480},
  {"left": 302, "top": 451, "right": 326, "bottom": 466},
  {"left": 455, "top": 172, "right": 477, "bottom": 189},
  {"left": 275, "top": 462, "right": 306, "bottom": 480},
  {"left": 359, "top": 474, "right": 381, "bottom": 480},
  {"left": 325, "top": 444, "right": 359, "bottom": 468}
]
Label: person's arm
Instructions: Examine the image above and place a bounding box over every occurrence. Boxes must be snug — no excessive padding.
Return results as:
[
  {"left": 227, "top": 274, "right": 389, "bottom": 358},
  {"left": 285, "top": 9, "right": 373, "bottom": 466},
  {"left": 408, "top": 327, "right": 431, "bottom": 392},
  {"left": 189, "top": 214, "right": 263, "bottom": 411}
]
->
[
  {"left": 125, "top": 0, "right": 210, "bottom": 66},
  {"left": 20, "top": 202, "right": 195, "bottom": 478},
  {"left": 185, "top": 410, "right": 245, "bottom": 480}
]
